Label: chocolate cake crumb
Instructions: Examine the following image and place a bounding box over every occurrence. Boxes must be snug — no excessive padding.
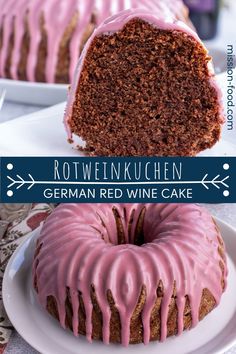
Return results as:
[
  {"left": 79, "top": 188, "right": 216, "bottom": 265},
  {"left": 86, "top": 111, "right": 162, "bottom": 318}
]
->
[{"left": 69, "top": 19, "right": 223, "bottom": 156}]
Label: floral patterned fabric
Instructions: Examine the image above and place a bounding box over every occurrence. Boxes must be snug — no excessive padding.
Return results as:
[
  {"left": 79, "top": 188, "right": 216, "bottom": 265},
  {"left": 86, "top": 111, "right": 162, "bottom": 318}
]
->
[{"left": 0, "top": 204, "right": 55, "bottom": 354}]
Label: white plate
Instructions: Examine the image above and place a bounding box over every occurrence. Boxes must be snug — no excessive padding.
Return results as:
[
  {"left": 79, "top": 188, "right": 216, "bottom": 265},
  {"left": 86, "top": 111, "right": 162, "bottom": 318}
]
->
[
  {"left": 0, "top": 78, "right": 68, "bottom": 106},
  {"left": 0, "top": 73, "right": 235, "bottom": 156},
  {"left": 0, "top": 102, "right": 85, "bottom": 156},
  {"left": 3, "top": 217, "right": 236, "bottom": 354}
]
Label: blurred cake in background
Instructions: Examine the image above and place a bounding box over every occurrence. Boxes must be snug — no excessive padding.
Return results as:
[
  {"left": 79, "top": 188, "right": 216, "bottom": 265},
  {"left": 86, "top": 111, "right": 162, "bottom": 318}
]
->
[{"left": 0, "top": 0, "right": 189, "bottom": 84}]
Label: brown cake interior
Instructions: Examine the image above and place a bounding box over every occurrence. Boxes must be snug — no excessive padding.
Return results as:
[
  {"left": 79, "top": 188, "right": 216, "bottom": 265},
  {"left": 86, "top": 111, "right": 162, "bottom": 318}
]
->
[
  {"left": 34, "top": 210, "right": 226, "bottom": 344},
  {"left": 69, "top": 19, "right": 223, "bottom": 156}
]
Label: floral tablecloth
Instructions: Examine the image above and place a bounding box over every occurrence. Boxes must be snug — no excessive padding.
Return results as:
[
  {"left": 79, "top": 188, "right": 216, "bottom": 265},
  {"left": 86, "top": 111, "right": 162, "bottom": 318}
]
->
[{"left": 0, "top": 204, "right": 55, "bottom": 354}]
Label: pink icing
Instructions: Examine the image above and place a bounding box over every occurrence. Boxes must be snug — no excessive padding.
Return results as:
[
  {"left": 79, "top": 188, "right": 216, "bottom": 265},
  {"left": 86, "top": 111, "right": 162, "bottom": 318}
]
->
[
  {"left": 33, "top": 203, "right": 227, "bottom": 346},
  {"left": 64, "top": 5, "right": 223, "bottom": 140},
  {"left": 0, "top": 0, "right": 185, "bottom": 83}
]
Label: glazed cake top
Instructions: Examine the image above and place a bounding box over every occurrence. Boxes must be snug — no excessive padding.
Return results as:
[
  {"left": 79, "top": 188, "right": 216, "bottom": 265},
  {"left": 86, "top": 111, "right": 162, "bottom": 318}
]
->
[{"left": 33, "top": 203, "right": 227, "bottom": 346}]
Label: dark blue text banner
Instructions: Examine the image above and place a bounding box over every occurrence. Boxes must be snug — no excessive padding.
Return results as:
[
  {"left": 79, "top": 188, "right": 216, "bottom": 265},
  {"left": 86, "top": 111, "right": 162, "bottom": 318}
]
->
[{"left": 0, "top": 157, "right": 235, "bottom": 203}]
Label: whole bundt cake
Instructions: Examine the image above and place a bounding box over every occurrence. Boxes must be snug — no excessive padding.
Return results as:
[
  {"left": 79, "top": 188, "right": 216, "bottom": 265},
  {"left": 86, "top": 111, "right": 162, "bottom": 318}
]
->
[
  {"left": 0, "top": 0, "right": 179, "bottom": 83},
  {"left": 33, "top": 203, "right": 227, "bottom": 346},
  {"left": 64, "top": 4, "right": 224, "bottom": 156}
]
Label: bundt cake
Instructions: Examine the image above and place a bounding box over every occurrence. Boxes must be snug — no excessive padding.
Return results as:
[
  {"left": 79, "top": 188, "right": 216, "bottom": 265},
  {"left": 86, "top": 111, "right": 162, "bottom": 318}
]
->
[
  {"left": 64, "top": 5, "right": 224, "bottom": 156},
  {"left": 33, "top": 203, "right": 227, "bottom": 346},
  {"left": 0, "top": 0, "right": 184, "bottom": 83}
]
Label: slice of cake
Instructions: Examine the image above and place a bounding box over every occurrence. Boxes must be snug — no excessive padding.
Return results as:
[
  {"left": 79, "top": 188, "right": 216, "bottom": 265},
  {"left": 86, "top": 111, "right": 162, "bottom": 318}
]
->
[{"left": 64, "top": 6, "right": 224, "bottom": 156}]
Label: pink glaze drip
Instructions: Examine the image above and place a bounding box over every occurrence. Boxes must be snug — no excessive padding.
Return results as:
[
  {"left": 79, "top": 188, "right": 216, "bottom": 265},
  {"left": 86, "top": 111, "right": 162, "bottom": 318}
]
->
[
  {"left": 0, "top": 0, "right": 185, "bottom": 83},
  {"left": 33, "top": 203, "right": 227, "bottom": 346}
]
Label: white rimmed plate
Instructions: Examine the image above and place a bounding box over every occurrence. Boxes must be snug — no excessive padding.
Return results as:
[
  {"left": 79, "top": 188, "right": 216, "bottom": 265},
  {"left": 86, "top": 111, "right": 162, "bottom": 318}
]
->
[
  {"left": 0, "top": 78, "right": 68, "bottom": 106},
  {"left": 3, "top": 217, "right": 236, "bottom": 354}
]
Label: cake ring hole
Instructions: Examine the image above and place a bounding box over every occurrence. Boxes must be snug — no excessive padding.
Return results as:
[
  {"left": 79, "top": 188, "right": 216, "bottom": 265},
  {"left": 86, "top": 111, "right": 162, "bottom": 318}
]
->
[{"left": 109, "top": 207, "right": 146, "bottom": 246}]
